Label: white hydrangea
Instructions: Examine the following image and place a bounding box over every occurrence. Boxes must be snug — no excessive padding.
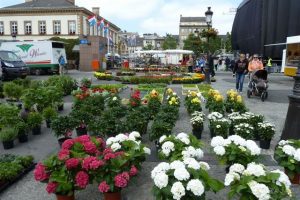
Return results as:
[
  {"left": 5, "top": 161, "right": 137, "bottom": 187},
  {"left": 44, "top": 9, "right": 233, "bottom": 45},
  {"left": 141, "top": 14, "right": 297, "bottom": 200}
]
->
[
  {"left": 224, "top": 172, "right": 240, "bottom": 186},
  {"left": 111, "top": 143, "right": 121, "bottom": 152},
  {"left": 151, "top": 162, "right": 170, "bottom": 179},
  {"left": 229, "top": 164, "right": 245, "bottom": 174},
  {"left": 214, "top": 146, "right": 226, "bottom": 156},
  {"left": 112, "top": 96, "right": 117, "bottom": 101},
  {"left": 182, "top": 146, "right": 197, "bottom": 159},
  {"left": 211, "top": 136, "right": 225, "bottom": 147},
  {"left": 228, "top": 135, "right": 246, "bottom": 146},
  {"left": 186, "top": 179, "right": 205, "bottom": 196},
  {"left": 161, "top": 141, "right": 175, "bottom": 157},
  {"left": 282, "top": 145, "right": 296, "bottom": 156},
  {"left": 246, "top": 140, "right": 261, "bottom": 155},
  {"left": 159, "top": 135, "right": 167, "bottom": 143},
  {"left": 171, "top": 182, "right": 186, "bottom": 200},
  {"left": 176, "top": 133, "right": 190, "bottom": 145},
  {"left": 294, "top": 149, "right": 300, "bottom": 162},
  {"left": 199, "top": 162, "right": 210, "bottom": 171},
  {"left": 174, "top": 167, "right": 190, "bottom": 181},
  {"left": 115, "top": 134, "right": 129, "bottom": 143},
  {"left": 278, "top": 140, "right": 291, "bottom": 146},
  {"left": 170, "top": 160, "right": 185, "bottom": 169},
  {"left": 248, "top": 181, "right": 270, "bottom": 200},
  {"left": 183, "top": 157, "right": 200, "bottom": 170},
  {"left": 271, "top": 169, "right": 291, "bottom": 188},
  {"left": 128, "top": 131, "right": 140, "bottom": 141},
  {"left": 243, "top": 163, "right": 265, "bottom": 177},
  {"left": 195, "top": 148, "right": 204, "bottom": 160},
  {"left": 106, "top": 137, "right": 116, "bottom": 146},
  {"left": 176, "top": 132, "right": 189, "bottom": 139},
  {"left": 153, "top": 172, "right": 169, "bottom": 189},
  {"left": 143, "top": 147, "right": 151, "bottom": 155}
]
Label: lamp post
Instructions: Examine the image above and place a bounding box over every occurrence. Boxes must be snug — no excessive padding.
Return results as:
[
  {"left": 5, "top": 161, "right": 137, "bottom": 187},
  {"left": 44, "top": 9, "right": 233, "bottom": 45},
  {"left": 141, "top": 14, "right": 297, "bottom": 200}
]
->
[
  {"left": 281, "top": 60, "right": 300, "bottom": 139},
  {"left": 204, "top": 6, "right": 213, "bottom": 84}
]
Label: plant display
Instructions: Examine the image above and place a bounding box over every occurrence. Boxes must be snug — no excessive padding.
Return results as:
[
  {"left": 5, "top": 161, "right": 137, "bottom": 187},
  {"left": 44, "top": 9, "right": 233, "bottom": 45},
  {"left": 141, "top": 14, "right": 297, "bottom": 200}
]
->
[
  {"left": 94, "top": 72, "right": 113, "bottom": 80},
  {"left": 120, "top": 76, "right": 171, "bottom": 84},
  {"left": 42, "top": 107, "right": 58, "bottom": 121},
  {"left": 0, "top": 104, "right": 20, "bottom": 128},
  {"left": 172, "top": 76, "right": 204, "bottom": 84},
  {"left": 129, "top": 89, "right": 141, "bottom": 108},
  {"left": 233, "top": 123, "right": 254, "bottom": 140},
  {"left": 165, "top": 88, "right": 180, "bottom": 107},
  {"left": 224, "top": 163, "right": 292, "bottom": 200},
  {"left": 44, "top": 75, "right": 77, "bottom": 96},
  {"left": 210, "top": 118, "right": 230, "bottom": 138},
  {"left": 207, "top": 90, "right": 225, "bottom": 114},
  {"left": 207, "top": 112, "right": 223, "bottom": 122},
  {"left": 27, "top": 112, "right": 43, "bottom": 128},
  {"left": 158, "top": 133, "right": 204, "bottom": 162},
  {"left": 3, "top": 82, "right": 23, "bottom": 101},
  {"left": 80, "top": 77, "right": 92, "bottom": 88},
  {"left": 91, "top": 84, "right": 123, "bottom": 93},
  {"left": 225, "top": 89, "right": 247, "bottom": 113},
  {"left": 190, "top": 111, "right": 205, "bottom": 129},
  {"left": 0, "top": 127, "right": 18, "bottom": 142},
  {"left": 185, "top": 91, "right": 202, "bottom": 114},
  {"left": 274, "top": 140, "right": 300, "bottom": 183},
  {"left": 51, "top": 116, "right": 76, "bottom": 138},
  {"left": 116, "top": 71, "right": 136, "bottom": 76},
  {"left": 146, "top": 89, "right": 162, "bottom": 118},
  {"left": 257, "top": 122, "right": 275, "bottom": 140},
  {"left": 211, "top": 135, "right": 261, "bottom": 167},
  {"left": 151, "top": 160, "right": 224, "bottom": 199}
]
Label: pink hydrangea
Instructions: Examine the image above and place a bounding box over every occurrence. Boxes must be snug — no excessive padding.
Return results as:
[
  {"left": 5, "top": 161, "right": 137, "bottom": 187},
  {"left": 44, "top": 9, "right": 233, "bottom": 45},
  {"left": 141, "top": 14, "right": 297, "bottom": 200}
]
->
[
  {"left": 114, "top": 173, "right": 129, "bottom": 188},
  {"left": 115, "top": 151, "right": 124, "bottom": 157},
  {"left": 34, "top": 163, "right": 49, "bottom": 181},
  {"left": 46, "top": 182, "right": 58, "bottom": 194},
  {"left": 83, "top": 142, "right": 97, "bottom": 154},
  {"left": 58, "top": 149, "right": 70, "bottom": 160},
  {"left": 77, "top": 135, "right": 91, "bottom": 143},
  {"left": 65, "top": 158, "right": 80, "bottom": 169},
  {"left": 82, "top": 156, "right": 104, "bottom": 170},
  {"left": 75, "top": 171, "right": 89, "bottom": 189},
  {"left": 61, "top": 139, "right": 74, "bottom": 150},
  {"left": 103, "top": 148, "right": 113, "bottom": 154},
  {"left": 121, "top": 172, "right": 130, "bottom": 181},
  {"left": 129, "top": 165, "right": 138, "bottom": 176},
  {"left": 104, "top": 153, "right": 116, "bottom": 161},
  {"left": 98, "top": 181, "right": 110, "bottom": 193}
]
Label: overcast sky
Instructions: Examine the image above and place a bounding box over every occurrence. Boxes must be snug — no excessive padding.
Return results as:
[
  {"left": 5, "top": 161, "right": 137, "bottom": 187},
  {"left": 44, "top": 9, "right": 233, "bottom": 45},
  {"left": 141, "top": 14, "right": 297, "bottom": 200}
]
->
[{"left": 1, "top": 0, "right": 242, "bottom": 36}]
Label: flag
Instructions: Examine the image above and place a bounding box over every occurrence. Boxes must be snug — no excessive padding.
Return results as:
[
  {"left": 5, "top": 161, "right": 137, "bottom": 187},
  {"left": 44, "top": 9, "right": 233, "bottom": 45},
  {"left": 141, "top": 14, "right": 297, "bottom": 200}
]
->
[
  {"left": 104, "top": 23, "right": 109, "bottom": 37},
  {"left": 97, "top": 19, "right": 105, "bottom": 30},
  {"left": 88, "top": 15, "right": 97, "bottom": 26}
]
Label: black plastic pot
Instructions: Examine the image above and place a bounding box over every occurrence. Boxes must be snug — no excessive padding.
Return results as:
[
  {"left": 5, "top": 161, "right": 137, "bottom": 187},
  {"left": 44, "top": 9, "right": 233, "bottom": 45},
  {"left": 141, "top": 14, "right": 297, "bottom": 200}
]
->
[
  {"left": 2, "top": 140, "right": 14, "bottom": 149},
  {"left": 260, "top": 139, "right": 271, "bottom": 149},
  {"left": 192, "top": 126, "right": 203, "bottom": 139},
  {"left": 58, "top": 137, "right": 72, "bottom": 147},
  {"left": 18, "top": 134, "right": 28, "bottom": 143},
  {"left": 46, "top": 119, "right": 51, "bottom": 128},
  {"left": 58, "top": 104, "right": 64, "bottom": 111},
  {"left": 76, "top": 127, "right": 87, "bottom": 136},
  {"left": 32, "top": 126, "right": 41, "bottom": 135}
]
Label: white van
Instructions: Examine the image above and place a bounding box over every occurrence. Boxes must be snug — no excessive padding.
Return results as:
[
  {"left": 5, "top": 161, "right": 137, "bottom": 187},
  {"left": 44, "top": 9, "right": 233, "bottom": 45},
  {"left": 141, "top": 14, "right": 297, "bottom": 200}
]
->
[{"left": 0, "top": 41, "right": 67, "bottom": 75}]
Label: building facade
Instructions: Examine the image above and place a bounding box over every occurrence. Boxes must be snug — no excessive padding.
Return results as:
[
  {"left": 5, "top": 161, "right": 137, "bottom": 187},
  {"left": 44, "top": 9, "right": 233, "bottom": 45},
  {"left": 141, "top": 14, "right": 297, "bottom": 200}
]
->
[
  {"left": 143, "top": 33, "right": 164, "bottom": 50},
  {"left": 179, "top": 15, "right": 207, "bottom": 49},
  {"left": 118, "top": 31, "right": 139, "bottom": 55},
  {"left": 0, "top": 0, "right": 120, "bottom": 53}
]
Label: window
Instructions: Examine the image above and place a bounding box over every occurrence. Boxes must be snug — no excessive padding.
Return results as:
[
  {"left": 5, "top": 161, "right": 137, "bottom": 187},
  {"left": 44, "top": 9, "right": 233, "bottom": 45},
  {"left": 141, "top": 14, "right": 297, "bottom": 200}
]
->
[
  {"left": 68, "top": 21, "right": 76, "bottom": 35},
  {"left": 24, "top": 21, "right": 32, "bottom": 35},
  {"left": 0, "top": 22, "right": 4, "bottom": 35},
  {"left": 39, "top": 21, "right": 46, "bottom": 34},
  {"left": 53, "top": 20, "right": 61, "bottom": 35},
  {"left": 11, "top": 21, "right": 18, "bottom": 35}
]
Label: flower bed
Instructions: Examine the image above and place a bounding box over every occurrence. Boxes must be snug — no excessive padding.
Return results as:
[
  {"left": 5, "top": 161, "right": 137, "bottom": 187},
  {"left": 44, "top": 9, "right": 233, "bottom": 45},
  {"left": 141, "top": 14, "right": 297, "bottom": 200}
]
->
[
  {"left": 172, "top": 76, "right": 204, "bottom": 84},
  {"left": 116, "top": 71, "right": 136, "bottom": 76},
  {"left": 119, "top": 76, "right": 172, "bottom": 84},
  {"left": 94, "top": 72, "right": 113, "bottom": 80},
  {"left": 0, "top": 154, "right": 35, "bottom": 192}
]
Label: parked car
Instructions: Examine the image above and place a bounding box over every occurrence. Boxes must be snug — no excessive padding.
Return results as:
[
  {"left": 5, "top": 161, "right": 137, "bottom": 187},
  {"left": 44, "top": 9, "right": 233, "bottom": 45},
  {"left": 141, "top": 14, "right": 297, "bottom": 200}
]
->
[{"left": 0, "top": 50, "right": 28, "bottom": 80}]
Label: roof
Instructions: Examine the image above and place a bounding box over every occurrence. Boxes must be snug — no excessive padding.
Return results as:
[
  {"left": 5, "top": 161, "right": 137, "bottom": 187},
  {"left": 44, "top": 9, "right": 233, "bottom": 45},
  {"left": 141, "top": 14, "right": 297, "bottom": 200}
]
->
[
  {"left": 180, "top": 17, "right": 206, "bottom": 23},
  {"left": 4, "top": 0, "right": 76, "bottom": 8}
]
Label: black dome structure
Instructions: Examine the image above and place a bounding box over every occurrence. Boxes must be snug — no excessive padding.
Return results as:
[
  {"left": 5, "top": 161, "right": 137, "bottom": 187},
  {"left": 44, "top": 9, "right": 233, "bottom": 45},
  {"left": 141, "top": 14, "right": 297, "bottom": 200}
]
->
[{"left": 232, "top": 0, "right": 300, "bottom": 59}]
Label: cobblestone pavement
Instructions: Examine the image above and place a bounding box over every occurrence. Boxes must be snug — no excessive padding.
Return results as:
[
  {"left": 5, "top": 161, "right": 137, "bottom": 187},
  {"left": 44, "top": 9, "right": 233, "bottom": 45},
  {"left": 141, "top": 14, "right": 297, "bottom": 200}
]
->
[{"left": 0, "top": 71, "right": 299, "bottom": 200}]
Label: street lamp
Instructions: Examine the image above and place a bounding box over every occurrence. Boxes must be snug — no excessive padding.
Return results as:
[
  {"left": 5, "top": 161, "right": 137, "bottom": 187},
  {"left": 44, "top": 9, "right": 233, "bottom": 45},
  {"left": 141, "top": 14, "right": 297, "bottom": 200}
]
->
[
  {"left": 204, "top": 6, "right": 213, "bottom": 84},
  {"left": 281, "top": 60, "right": 300, "bottom": 139}
]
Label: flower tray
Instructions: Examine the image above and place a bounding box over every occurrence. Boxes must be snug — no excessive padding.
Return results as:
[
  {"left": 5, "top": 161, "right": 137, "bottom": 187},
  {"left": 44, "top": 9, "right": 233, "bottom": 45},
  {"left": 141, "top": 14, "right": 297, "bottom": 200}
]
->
[{"left": 0, "top": 163, "right": 36, "bottom": 194}]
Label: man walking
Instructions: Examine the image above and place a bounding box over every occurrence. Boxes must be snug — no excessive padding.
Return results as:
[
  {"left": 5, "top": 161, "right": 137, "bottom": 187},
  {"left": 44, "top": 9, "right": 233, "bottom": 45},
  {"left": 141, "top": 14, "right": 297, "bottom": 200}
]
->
[{"left": 233, "top": 54, "right": 248, "bottom": 94}]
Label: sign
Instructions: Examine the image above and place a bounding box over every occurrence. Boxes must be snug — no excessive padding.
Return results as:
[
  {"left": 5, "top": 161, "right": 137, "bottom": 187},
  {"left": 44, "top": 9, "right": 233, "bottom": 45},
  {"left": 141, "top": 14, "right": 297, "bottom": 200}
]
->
[{"left": 80, "top": 39, "right": 89, "bottom": 44}]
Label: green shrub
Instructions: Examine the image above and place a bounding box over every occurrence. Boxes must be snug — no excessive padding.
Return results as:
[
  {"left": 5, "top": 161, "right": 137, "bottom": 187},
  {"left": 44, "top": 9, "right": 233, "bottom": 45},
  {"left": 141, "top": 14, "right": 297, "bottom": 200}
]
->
[
  {"left": 13, "top": 78, "right": 31, "bottom": 88},
  {"left": 0, "top": 127, "right": 18, "bottom": 142},
  {"left": 27, "top": 112, "right": 43, "bottom": 128},
  {"left": 44, "top": 75, "right": 77, "bottom": 95},
  {"left": 0, "top": 162, "right": 23, "bottom": 181},
  {"left": 42, "top": 107, "right": 58, "bottom": 120},
  {"left": 0, "top": 104, "right": 20, "bottom": 127},
  {"left": 51, "top": 116, "right": 76, "bottom": 138},
  {"left": 3, "top": 82, "right": 23, "bottom": 100}
]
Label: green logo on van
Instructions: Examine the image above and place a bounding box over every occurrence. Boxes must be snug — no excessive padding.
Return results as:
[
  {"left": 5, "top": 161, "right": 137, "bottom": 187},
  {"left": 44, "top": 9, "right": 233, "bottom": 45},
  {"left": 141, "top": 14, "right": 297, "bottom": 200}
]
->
[{"left": 16, "top": 44, "right": 33, "bottom": 52}]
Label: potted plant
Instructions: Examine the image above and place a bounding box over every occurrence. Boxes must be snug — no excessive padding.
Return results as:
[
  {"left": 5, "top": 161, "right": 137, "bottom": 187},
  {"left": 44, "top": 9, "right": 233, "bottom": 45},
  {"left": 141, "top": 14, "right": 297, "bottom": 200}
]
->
[
  {"left": 207, "top": 112, "right": 224, "bottom": 137},
  {"left": 274, "top": 139, "right": 300, "bottom": 184},
  {"left": 51, "top": 116, "right": 76, "bottom": 146},
  {"left": 0, "top": 127, "right": 18, "bottom": 149},
  {"left": 147, "top": 89, "right": 162, "bottom": 118},
  {"left": 3, "top": 82, "right": 23, "bottom": 102},
  {"left": 242, "top": 112, "right": 264, "bottom": 140},
  {"left": 158, "top": 133, "right": 203, "bottom": 162},
  {"left": 15, "top": 119, "right": 29, "bottom": 143},
  {"left": 125, "top": 108, "right": 149, "bottom": 135},
  {"left": 151, "top": 160, "right": 224, "bottom": 199},
  {"left": 43, "top": 107, "right": 58, "bottom": 128},
  {"left": 129, "top": 89, "right": 141, "bottom": 108},
  {"left": 186, "top": 96, "right": 202, "bottom": 114},
  {"left": 80, "top": 77, "right": 92, "bottom": 88},
  {"left": 211, "top": 135, "right": 261, "bottom": 169},
  {"left": 224, "top": 162, "right": 292, "bottom": 199},
  {"left": 27, "top": 112, "right": 43, "bottom": 135},
  {"left": 233, "top": 123, "right": 254, "bottom": 140},
  {"left": 70, "top": 109, "right": 92, "bottom": 137},
  {"left": 210, "top": 118, "right": 230, "bottom": 138},
  {"left": 257, "top": 122, "right": 275, "bottom": 149},
  {"left": 190, "top": 111, "right": 205, "bottom": 139}
]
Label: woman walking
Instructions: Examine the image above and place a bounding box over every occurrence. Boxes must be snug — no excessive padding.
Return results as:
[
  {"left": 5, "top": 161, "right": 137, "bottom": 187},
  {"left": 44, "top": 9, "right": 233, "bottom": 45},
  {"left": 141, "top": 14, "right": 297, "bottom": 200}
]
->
[{"left": 233, "top": 54, "right": 248, "bottom": 94}]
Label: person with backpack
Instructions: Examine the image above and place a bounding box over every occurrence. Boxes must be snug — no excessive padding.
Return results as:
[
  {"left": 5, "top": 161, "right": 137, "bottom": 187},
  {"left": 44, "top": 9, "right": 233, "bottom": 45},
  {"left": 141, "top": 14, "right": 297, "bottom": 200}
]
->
[{"left": 58, "top": 55, "right": 66, "bottom": 75}]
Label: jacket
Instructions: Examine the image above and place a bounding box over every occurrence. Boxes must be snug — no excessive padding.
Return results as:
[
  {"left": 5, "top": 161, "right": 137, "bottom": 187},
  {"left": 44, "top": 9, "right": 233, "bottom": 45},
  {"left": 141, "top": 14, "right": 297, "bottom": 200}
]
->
[
  {"left": 234, "top": 59, "right": 248, "bottom": 74},
  {"left": 248, "top": 60, "right": 263, "bottom": 72}
]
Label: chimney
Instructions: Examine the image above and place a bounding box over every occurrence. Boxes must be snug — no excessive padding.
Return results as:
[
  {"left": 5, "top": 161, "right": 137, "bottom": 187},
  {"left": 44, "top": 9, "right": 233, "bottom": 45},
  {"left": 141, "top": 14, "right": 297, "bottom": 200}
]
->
[
  {"left": 25, "top": 0, "right": 33, "bottom": 2},
  {"left": 92, "top": 7, "right": 100, "bottom": 16},
  {"left": 67, "top": 0, "right": 75, "bottom": 5}
]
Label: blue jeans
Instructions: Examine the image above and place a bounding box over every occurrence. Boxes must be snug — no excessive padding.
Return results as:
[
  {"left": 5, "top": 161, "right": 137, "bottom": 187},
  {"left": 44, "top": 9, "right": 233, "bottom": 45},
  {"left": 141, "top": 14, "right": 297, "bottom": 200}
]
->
[{"left": 236, "top": 73, "right": 245, "bottom": 92}]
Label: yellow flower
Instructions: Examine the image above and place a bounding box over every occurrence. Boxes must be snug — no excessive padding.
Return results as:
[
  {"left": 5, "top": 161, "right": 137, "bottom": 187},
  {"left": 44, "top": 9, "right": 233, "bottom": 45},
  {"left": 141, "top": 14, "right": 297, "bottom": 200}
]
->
[
  {"left": 190, "top": 91, "right": 197, "bottom": 97},
  {"left": 150, "top": 89, "right": 158, "bottom": 98},
  {"left": 171, "top": 97, "right": 177, "bottom": 102},
  {"left": 215, "top": 95, "right": 223, "bottom": 102},
  {"left": 191, "top": 97, "right": 201, "bottom": 104},
  {"left": 167, "top": 88, "right": 173, "bottom": 95},
  {"left": 237, "top": 95, "right": 242, "bottom": 103}
]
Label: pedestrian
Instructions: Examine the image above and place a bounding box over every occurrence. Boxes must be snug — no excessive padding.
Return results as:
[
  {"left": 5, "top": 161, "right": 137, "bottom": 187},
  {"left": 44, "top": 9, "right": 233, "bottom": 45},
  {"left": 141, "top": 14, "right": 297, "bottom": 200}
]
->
[
  {"left": 186, "top": 54, "right": 194, "bottom": 73},
  {"left": 199, "top": 56, "right": 206, "bottom": 73},
  {"left": 233, "top": 53, "right": 248, "bottom": 94},
  {"left": 58, "top": 55, "right": 66, "bottom": 75},
  {"left": 248, "top": 54, "right": 263, "bottom": 75},
  {"left": 230, "top": 58, "right": 235, "bottom": 71},
  {"left": 267, "top": 57, "right": 272, "bottom": 73},
  {"left": 225, "top": 56, "right": 230, "bottom": 71}
]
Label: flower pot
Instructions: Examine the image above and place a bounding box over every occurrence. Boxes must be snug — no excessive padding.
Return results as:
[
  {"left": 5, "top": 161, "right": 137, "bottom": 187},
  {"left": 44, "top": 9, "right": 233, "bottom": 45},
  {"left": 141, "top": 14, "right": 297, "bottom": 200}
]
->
[
  {"left": 76, "top": 127, "right": 87, "bottom": 136},
  {"left": 284, "top": 169, "right": 300, "bottom": 184},
  {"left": 18, "top": 134, "right": 28, "bottom": 143},
  {"left": 259, "top": 139, "right": 271, "bottom": 149},
  {"left": 58, "top": 104, "right": 64, "bottom": 111},
  {"left": 2, "top": 140, "right": 14, "bottom": 149},
  {"left": 104, "top": 191, "right": 121, "bottom": 200},
  {"left": 32, "top": 126, "right": 41, "bottom": 135},
  {"left": 58, "top": 137, "right": 72, "bottom": 147},
  {"left": 192, "top": 126, "right": 203, "bottom": 139},
  {"left": 56, "top": 194, "right": 75, "bottom": 200}
]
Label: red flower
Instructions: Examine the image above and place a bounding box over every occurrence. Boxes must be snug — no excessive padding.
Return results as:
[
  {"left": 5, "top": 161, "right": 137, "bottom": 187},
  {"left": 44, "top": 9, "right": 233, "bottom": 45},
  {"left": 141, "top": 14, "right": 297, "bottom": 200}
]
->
[
  {"left": 103, "top": 148, "right": 113, "bottom": 154},
  {"left": 121, "top": 172, "right": 130, "bottom": 181},
  {"left": 83, "top": 141, "right": 97, "bottom": 154},
  {"left": 98, "top": 181, "right": 110, "bottom": 193},
  {"left": 82, "top": 156, "right": 105, "bottom": 170},
  {"left": 65, "top": 158, "right": 80, "bottom": 169},
  {"left": 61, "top": 139, "right": 74, "bottom": 150},
  {"left": 114, "top": 173, "right": 129, "bottom": 188},
  {"left": 129, "top": 165, "right": 138, "bottom": 176},
  {"left": 104, "top": 153, "right": 116, "bottom": 160},
  {"left": 75, "top": 171, "right": 89, "bottom": 189},
  {"left": 77, "top": 135, "right": 91, "bottom": 143},
  {"left": 34, "top": 163, "right": 49, "bottom": 181},
  {"left": 46, "top": 182, "right": 58, "bottom": 194},
  {"left": 58, "top": 149, "right": 70, "bottom": 160}
]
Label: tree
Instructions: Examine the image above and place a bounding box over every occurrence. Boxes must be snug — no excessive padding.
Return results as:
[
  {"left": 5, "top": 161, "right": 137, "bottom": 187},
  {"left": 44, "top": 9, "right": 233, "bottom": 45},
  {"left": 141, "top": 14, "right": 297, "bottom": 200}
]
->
[
  {"left": 225, "top": 32, "right": 232, "bottom": 52},
  {"left": 183, "top": 33, "right": 203, "bottom": 57},
  {"left": 143, "top": 44, "right": 153, "bottom": 50},
  {"left": 162, "top": 34, "right": 177, "bottom": 50},
  {"left": 49, "top": 37, "right": 79, "bottom": 60}
]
